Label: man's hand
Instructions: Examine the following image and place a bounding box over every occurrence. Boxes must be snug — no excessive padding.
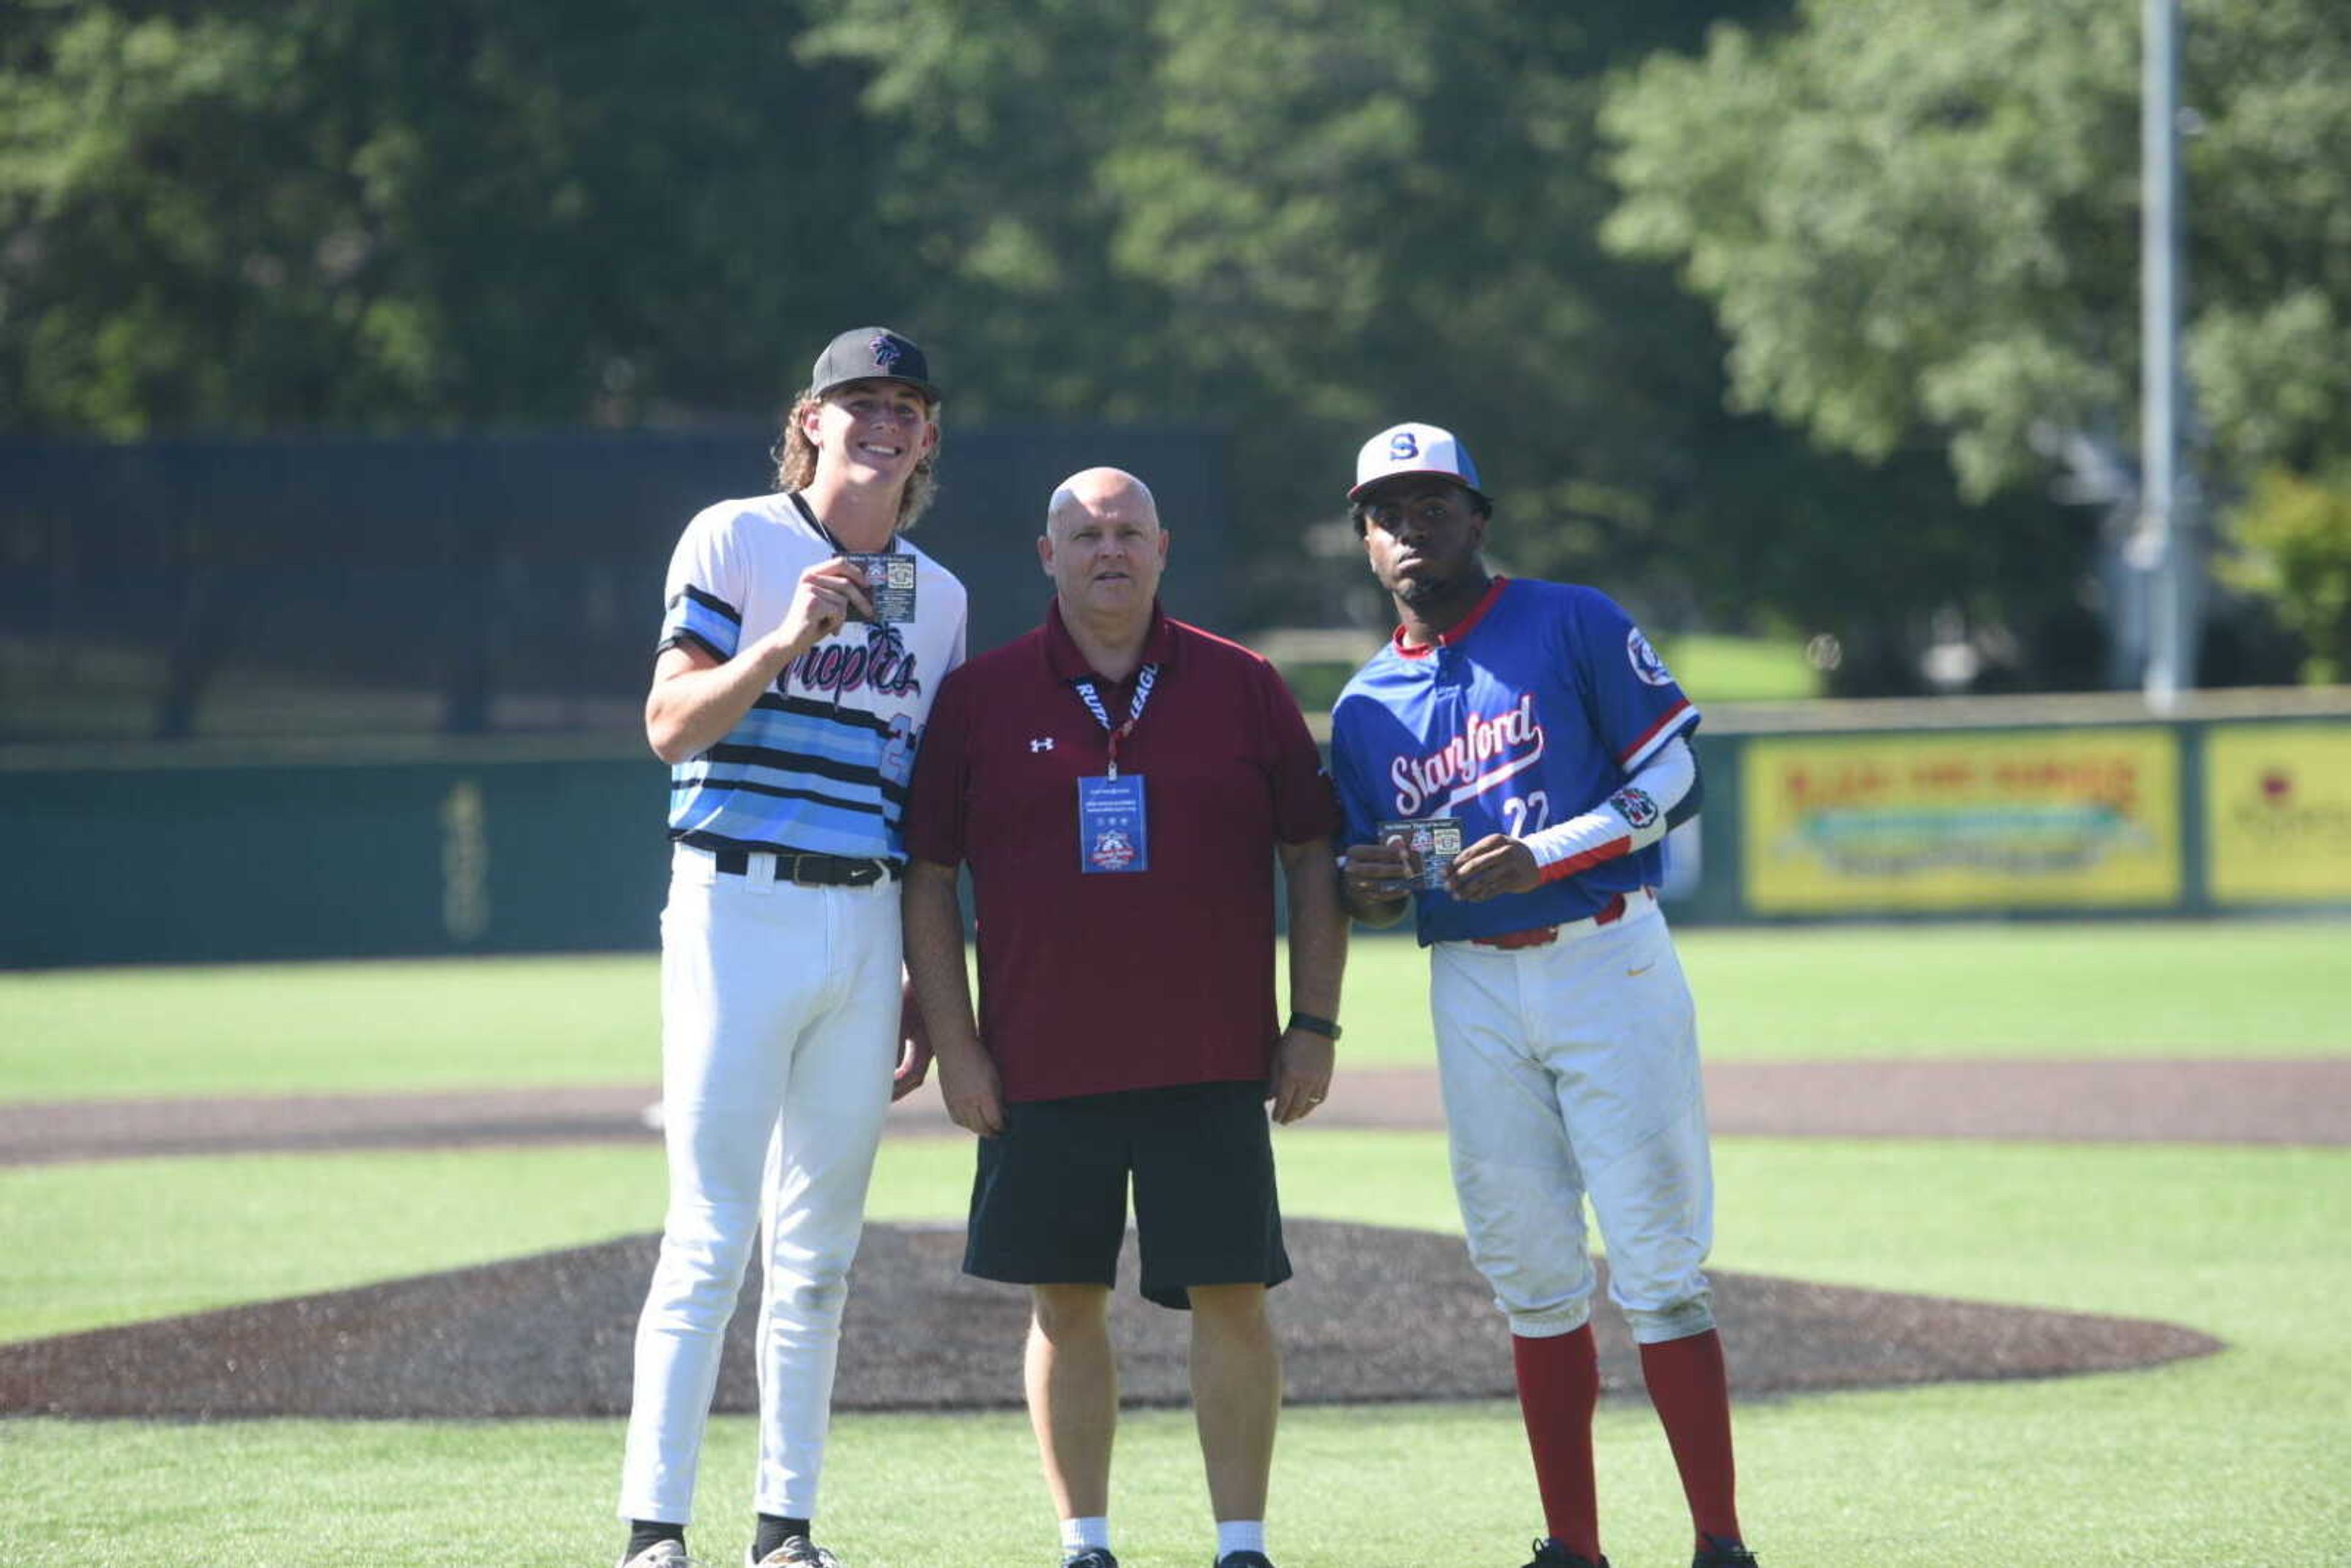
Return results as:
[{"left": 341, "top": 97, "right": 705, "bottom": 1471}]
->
[
  {"left": 1339, "top": 835, "right": 1417, "bottom": 924},
  {"left": 1444, "top": 833, "right": 1540, "bottom": 902},
  {"left": 934, "top": 1043, "right": 1005, "bottom": 1136},
  {"left": 890, "top": 980, "right": 933, "bottom": 1103},
  {"left": 773, "top": 557, "right": 875, "bottom": 656},
  {"left": 1268, "top": 1027, "right": 1335, "bottom": 1125}
]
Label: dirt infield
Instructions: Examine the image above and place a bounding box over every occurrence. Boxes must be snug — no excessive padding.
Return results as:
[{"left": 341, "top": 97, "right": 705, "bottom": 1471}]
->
[
  {"left": 0, "top": 1219, "right": 2222, "bottom": 1420},
  {"left": 3, "top": 1058, "right": 2344, "bottom": 1167}
]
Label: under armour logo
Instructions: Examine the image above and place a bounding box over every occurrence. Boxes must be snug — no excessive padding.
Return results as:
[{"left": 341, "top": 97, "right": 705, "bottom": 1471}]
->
[{"left": 1029, "top": 737, "right": 1055, "bottom": 752}]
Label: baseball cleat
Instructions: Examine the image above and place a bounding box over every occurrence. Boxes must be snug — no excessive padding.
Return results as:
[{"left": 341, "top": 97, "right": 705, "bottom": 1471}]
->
[
  {"left": 1692, "top": 1537, "right": 1758, "bottom": 1568},
  {"left": 618, "top": 1542, "right": 700, "bottom": 1568},
  {"left": 1063, "top": 1551, "right": 1119, "bottom": 1568},
  {"left": 1519, "top": 1539, "right": 1608, "bottom": 1568},
  {"left": 749, "top": 1539, "right": 842, "bottom": 1568},
  {"left": 1212, "top": 1554, "right": 1275, "bottom": 1568}
]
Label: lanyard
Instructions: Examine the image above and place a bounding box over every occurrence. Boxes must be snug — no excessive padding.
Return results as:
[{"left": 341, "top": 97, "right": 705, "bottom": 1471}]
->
[
  {"left": 789, "top": 489, "right": 896, "bottom": 556},
  {"left": 1071, "top": 664, "right": 1159, "bottom": 778}
]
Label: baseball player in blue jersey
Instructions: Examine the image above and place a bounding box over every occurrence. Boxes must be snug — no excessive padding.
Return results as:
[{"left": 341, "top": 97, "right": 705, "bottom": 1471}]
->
[
  {"left": 1327, "top": 424, "right": 1757, "bottom": 1568},
  {"left": 616, "top": 328, "right": 969, "bottom": 1568}
]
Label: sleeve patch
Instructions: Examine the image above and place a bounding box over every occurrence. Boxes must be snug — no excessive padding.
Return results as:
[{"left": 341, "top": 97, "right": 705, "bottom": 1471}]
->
[
  {"left": 1610, "top": 786, "right": 1660, "bottom": 830},
  {"left": 1627, "top": 628, "right": 1674, "bottom": 688}
]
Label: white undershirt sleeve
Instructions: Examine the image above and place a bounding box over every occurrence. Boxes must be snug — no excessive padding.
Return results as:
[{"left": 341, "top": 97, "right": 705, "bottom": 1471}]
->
[{"left": 1518, "top": 735, "right": 1698, "bottom": 884}]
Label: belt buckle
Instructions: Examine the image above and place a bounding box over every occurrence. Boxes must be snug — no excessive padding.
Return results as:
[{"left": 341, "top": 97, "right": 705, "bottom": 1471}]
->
[{"left": 786, "top": 855, "right": 828, "bottom": 887}]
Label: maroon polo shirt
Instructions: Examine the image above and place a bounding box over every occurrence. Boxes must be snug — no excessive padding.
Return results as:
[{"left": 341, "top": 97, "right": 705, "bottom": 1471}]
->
[{"left": 904, "top": 598, "right": 1341, "bottom": 1103}]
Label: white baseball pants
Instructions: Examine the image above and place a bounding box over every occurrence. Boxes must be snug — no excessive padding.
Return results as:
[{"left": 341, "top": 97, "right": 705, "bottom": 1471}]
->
[
  {"left": 618, "top": 847, "right": 903, "bottom": 1525},
  {"left": 1430, "top": 902, "right": 1717, "bottom": 1345}
]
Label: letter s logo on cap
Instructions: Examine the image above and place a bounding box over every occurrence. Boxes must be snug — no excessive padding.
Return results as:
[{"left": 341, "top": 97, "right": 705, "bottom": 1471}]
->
[{"left": 1390, "top": 431, "right": 1420, "bottom": 460}]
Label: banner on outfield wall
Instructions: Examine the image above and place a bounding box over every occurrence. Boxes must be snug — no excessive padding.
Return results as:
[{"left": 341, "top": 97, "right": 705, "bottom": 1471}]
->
[
  {"left": 1741, "top": 728, "right": 2183, "bottom": 912},
  {"left": 2205, "top": 723, "right": 2351, "bottom": 905}
]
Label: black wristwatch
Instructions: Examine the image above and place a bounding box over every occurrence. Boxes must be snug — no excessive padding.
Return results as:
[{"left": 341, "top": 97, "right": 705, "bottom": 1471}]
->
[{"left": 1286, "top": 1011, "right": 1343, "bottom": 1042}]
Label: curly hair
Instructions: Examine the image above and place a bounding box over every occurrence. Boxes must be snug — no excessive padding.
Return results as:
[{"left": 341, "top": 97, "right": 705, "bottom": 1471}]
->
[{"left": 771, "top": 388, "right": 941, "bottom": 531}]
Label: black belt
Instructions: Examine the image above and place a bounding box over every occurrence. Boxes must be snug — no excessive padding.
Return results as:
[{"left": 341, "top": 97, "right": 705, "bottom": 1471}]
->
[{"left": 713, "top": 848, "right": 903, "bottom": 887}]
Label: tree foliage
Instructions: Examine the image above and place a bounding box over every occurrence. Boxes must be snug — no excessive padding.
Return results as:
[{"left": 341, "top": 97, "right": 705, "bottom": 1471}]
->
[
  {"left": 1602, "top": 0, "right": 2351, "bottom": 501},
  {"left": 2220, "top": 467, "right": 2351, "bottom": 682},
  {"left": 802, "top": 0, "right": 2082, "bottom": 683},
  {"left": 18, "top": 0, "right": 2315, "bottom": 692},
  {"left": 0, "top": 0, "right": 899, "bottom": 433}
]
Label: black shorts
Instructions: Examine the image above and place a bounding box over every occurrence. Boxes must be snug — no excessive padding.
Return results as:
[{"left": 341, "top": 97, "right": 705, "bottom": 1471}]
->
[{"left": 963, "top": 1079, "right": 1291, "bottom": 1310}]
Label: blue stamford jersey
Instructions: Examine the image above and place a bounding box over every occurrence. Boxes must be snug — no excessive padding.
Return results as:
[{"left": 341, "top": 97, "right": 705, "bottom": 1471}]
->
[
  {"left": 1329, "top": 577, "right": 1699, "bottom": 945},
  {"left": 658, "top": 493, "right": 968, "bottom": 861}
]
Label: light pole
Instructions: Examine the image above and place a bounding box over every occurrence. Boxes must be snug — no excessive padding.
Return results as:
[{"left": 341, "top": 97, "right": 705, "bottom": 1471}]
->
[{"left": 2140, "top": 0, "right": 2200, "bottom": 708}]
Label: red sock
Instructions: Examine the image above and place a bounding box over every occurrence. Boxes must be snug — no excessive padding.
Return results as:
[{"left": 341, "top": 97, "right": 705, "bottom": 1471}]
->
[
  {"left": 1512, "top": 1327, "right": 1602, "bottom": 1561},
  {"left": 1638, "top": 1329, "right": 1742, "bottom": 1548}
]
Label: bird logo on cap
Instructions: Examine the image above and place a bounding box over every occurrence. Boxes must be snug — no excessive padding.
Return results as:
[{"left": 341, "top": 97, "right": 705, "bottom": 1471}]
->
[{"left": 869, "top": 334, "right": 909, "bottom": 373}]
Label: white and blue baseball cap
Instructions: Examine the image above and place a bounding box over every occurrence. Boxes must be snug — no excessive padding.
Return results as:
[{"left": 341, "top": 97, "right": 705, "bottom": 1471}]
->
[{"left": 1349, "top": 421, "right": 1488, "bottom": 503}]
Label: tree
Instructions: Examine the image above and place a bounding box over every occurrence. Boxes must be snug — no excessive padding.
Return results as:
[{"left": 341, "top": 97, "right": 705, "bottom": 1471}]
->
[
  {"left": 6, "top": 0, "right": 2120, "bottom": 692},
  {"left": 2221, "top": 467, "right": 2351, "bottom": 682},
  {"left": 0, "top": 1, "right": 908, "bottom": 435},
  {"left": 1601, "top": 0, "right": 2351, "bottom": 502},
  {"left": 801, "top": 0, "right": 2110, "bottom": 689}
]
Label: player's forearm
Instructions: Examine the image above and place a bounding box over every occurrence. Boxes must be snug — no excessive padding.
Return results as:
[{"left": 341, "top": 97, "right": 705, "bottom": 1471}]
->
[
  {"left": 643, "top": 635, "right": 804, "bottom": 764},
  {"left": 1279, "top": 837, "right": 1349, "bottom": 1020},
  {"left": 1520, "top": 735, "right": 1698, "bottom": 882},
  {"left": 901, "top": 859, "right": 985, "bottom": 1057}
]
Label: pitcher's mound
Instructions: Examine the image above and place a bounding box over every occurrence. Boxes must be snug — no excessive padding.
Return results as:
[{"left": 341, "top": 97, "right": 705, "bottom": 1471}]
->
[{"left": 0, "top": 1220, "right": 2220, "bottom": 1419}]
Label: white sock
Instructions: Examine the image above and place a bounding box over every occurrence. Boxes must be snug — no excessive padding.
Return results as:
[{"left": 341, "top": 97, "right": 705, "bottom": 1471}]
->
[
  {"left": 1215, "top": 1520, "right": 1266, "bottom": 1560},
  {"left": 1060, "top": 1517, "right": 1111, "bottom": 1556}
]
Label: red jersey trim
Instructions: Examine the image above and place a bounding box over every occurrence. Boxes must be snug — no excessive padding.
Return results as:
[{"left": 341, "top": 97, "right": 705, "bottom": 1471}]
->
[
  {"left": 1392, "top": 576, "right": 1510, "bottom": 660},
  {"left": 1539, "top": 834, "right": 1633, "bottom": 883},
  {"left": 1616, "top": 697, "right": 1695, "bottom": 768}
]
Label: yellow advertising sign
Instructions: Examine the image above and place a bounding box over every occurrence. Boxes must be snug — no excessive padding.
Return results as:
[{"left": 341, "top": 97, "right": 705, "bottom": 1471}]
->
[
  {"left": 1742, "top": 729, "right": 2181, "bottom": 912},
  {"left": 2206, "top": 723, "right": 2351, "bottom": 905}
]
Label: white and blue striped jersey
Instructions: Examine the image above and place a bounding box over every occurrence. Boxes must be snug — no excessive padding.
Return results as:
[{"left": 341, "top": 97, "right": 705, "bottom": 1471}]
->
[
  {"left": 657, "top": 492, "right": 968, "bottom": 861},
  {"left": 1330, "top": 577, "right": 1699, "bottom": 944}
]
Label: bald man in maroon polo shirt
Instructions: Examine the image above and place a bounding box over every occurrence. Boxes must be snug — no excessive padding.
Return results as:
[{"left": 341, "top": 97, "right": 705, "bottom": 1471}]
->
[{"left": 902, "top": 467, "right": 1347, "bottom": 1568}]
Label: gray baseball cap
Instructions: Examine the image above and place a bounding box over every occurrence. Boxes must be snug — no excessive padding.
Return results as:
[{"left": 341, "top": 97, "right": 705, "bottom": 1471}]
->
[{"left": 809, "top": 326, "right": 942, "bottom": 402}]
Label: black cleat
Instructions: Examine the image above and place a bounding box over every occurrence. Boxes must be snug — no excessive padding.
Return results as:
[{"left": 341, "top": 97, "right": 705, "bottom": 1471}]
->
[
  {"left": 1693, "top": 1537, "right": 1758, "bottom": 1568},
  {"left": 1521, "top": 1539, "right": 1609, "bottom": 1568}
]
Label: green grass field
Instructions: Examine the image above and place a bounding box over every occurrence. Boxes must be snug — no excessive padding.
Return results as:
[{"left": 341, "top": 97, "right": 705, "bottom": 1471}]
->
[
  {"left": 2, "top": 924, "right": 2347, "bottom": 1567},
  {"left": 3, "top": 920, "right": 2343, "bottom": 1102}
]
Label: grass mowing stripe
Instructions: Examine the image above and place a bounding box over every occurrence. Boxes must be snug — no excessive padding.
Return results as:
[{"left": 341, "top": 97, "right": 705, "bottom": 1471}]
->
[
  {"left": 0, "top": 1146, "right": 666, "bottom": 1343},
  {"left": 5, "top": 1378, "right": 2344, "bottom": 1567},
  {"left": 1675, "top": 918, "right": 2351, "bottom": 1060},
  {"left": 0, "top": 955, "right": 661, "bottom": 1101},
  {"left": 5, "top": 919, "right": 2345, "bottom": 1105}
]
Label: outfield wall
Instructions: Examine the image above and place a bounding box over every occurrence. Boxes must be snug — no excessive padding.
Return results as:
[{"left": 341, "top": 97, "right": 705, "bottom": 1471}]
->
[
  {"left": 2, "top": 688, "right": 2345, "bottom": 967},
  {"left": 1677, "top": 686, "right": 2351, "bottom": 926}
]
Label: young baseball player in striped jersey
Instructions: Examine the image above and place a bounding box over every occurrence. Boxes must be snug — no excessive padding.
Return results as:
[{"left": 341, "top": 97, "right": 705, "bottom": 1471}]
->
[
  {"left": 1327, "top": 424, "right": 1758, "bottom": 1568},
  {"left": 617, "top": 328, "right": 969, "bottom": 1568}
]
